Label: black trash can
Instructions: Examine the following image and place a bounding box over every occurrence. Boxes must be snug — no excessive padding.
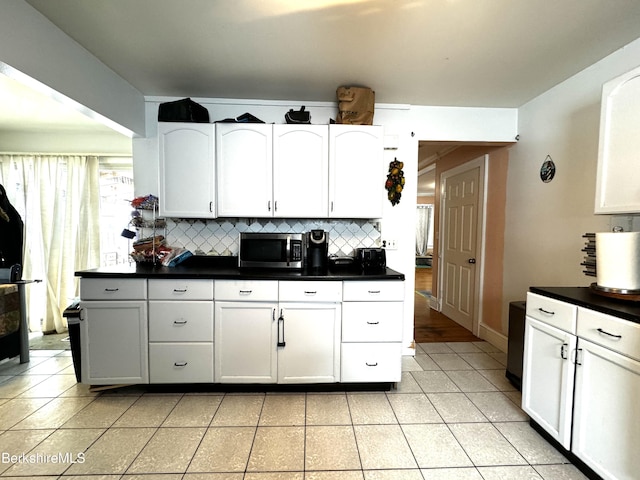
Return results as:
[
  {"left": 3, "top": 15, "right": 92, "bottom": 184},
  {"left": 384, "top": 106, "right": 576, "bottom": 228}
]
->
[
  {"left": 506, "top": 301, "right": 526, "bottom": 391},
  {"left": 63, "top": 300, "right": 82, "bottom": 382}
]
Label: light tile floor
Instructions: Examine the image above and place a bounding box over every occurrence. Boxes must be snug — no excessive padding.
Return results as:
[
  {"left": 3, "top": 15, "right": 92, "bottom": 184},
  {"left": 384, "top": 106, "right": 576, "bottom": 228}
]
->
[{"left": 0, "top": 342, "right": 589, "bottom": 479}]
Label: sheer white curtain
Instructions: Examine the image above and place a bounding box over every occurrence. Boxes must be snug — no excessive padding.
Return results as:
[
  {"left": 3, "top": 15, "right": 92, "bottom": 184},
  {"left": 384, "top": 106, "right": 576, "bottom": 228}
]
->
[
  {"left": 0, "top": 155, "right": 100, "bottom": 333},
  {"left": 416, "top": 205, "right": 433, "bottom": 256}
]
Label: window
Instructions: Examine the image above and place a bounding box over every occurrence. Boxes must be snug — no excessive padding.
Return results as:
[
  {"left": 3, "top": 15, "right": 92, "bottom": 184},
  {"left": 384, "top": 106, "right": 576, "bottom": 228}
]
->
[{"left": 98, "top": 157, "right": 134, "bottom": 266}]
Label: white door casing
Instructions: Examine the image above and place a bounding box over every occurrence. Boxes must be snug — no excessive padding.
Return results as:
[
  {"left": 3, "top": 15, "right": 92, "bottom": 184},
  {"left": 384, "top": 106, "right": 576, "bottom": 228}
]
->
[{"left": 438, "top": 156, "right": 486, "bottom": 334}]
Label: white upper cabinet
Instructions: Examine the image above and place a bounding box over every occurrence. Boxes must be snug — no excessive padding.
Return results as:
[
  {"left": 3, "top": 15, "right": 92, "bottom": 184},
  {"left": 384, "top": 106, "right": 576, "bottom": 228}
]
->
[
  {"left": 595, "top": 65, "right": 640, "bottom": 214},
  {"left": 273, "top": 125, "right": 329, "bottom": 217},
  {"left": 329, "top": 125, "right": 384, "bottom": 218},
  {"left": 158, "top": 122, "right": 216, "bottom": 218},
  {"left": 216, "top": 123, "right": 273, "bottom": 217}
]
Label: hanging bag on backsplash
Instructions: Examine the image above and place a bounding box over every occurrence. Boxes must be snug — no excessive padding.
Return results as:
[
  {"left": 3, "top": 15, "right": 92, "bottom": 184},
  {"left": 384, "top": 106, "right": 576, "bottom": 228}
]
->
[{"left": 335, "top": 86, "right": 375, "bottom": 125}]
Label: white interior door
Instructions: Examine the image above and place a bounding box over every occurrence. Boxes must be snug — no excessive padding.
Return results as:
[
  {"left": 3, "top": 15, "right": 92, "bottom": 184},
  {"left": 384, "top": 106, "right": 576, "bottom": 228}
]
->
[{"left": 439, "top": 157, "right": 485, "bottom": 332}]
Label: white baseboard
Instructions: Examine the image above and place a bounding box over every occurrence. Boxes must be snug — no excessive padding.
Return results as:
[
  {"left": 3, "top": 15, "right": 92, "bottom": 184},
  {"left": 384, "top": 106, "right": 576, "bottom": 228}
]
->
[
  {"left": 429, "top": 295, "right": 439, "bottom": 310},
  {"left": 478, "top": 323, "right": 508, "bottom": 353}
]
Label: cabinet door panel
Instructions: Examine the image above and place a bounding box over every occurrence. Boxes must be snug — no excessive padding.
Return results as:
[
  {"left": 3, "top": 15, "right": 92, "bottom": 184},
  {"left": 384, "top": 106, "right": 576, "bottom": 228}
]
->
[
  {"left": 80, "top": 301, "right": 148, "bottom": 384},
  {"left": 329, "top": 125, "right": 384, "bottom": 218},
  {"left": 214, "top": 301, "right": 277, "bottom": 383},
  {"left": 216, "top": 124, "right": 273, "bottom": 217},
  {"left": 522, "top": 317, "right": 575, "bottom": 449},
  {"left": 159, "top": 123, "right": 215, "bottom": 218},
  {"left": 278, "top": 303, "right": 341, "bottom": 383},
  {"left": 573, "top": 339, "right": 640, "bottom": 480},
  {"left": 273, "top": 125, "right": 329, "bottom": 217}
]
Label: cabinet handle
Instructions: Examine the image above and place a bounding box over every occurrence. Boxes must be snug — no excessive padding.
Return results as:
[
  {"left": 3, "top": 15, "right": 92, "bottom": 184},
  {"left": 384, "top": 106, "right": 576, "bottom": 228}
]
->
[
  {"left": 174, "top": 362, "right": 188, "bottom": 367},
  {"left": 331, "top": 201, "right": 334, "bottom": 212},
  {"left": 209, "top": 201, "right": 213, "bottom": 213},
  {"left": 304, "top": 291, "right": 317, "bottom": 295},
  {"left": 174, "top": 319, "right": 187, "bottom": 325},
  {"left": 277, "top": 310, "right": 286, "bottom": 347},
  {"left": 173, "top": 288, "right": 188, "bottom": 293},
  {"left": 274, "top": 200, "right": 278, "bottom": 212},
  {"left": 560, "top": 342, "right": 568, "bottom": 360},
  {"left": 366, "top": 362, "right": 378, "bottom": 367},
  {"left": 573, "top": 348, "right": 583, "bottom": 366},
  {"left": 104, "top": 288, "right": 119, "bottom": 292},
  {"left": 597, "top": 328, "right": 622, "bottom": 340},
  {"left": 538, "top": 307, "right": 555, "bottom": 315},
  {"left": 366, "top": 321, "right": 380, "bottom": 325},
  {"left": 239, "top": 290, "right": 252, "bottom": 295},
  {"left": 268, "top": 201, "right": 271, "bottom": 212}
]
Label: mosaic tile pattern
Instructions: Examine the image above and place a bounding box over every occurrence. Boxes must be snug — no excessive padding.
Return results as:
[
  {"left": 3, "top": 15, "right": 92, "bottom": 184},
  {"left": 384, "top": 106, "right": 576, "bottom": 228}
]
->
[{"left": 165, "top": 218, "right": 382, "bottom": 256}]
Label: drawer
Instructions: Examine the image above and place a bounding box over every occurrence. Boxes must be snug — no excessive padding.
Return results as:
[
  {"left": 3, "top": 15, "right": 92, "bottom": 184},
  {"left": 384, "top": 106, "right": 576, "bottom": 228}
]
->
[
  {"left": 80, "top": 278, "right": 147, "bottom": 300},
  {"left": 149, "top": 301, "right": 214, "bottom": 342},
  {"left": 342, "top": 302, "right": 403, "bottom": 342},
  {"left": 526, "top": 292, "right": 577, "bottom": 334},
  {"left": 343, "top": 281, "right": 404, "bottom": 301},
  {"left": 341, "top": 342, "right": 402, "bottom": 382},
  {"left": 279, "top": 281, "right": 342, "bottom": 302},
  {"left": 148, "top": 279, "right": 213, "bottom": 300},
  {"left": 149, "top": 343, "right": 214, "bottom": 383},
  {"left": 215, "top": 280, "right": 278, "bottom": 301},
  {"left": 578, "top": 307, "right": 640, "bottom": 361}
]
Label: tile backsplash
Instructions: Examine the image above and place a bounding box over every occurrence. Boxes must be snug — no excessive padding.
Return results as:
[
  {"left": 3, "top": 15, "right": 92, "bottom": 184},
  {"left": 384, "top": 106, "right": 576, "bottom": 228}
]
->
[{"left": 165, "top": 218, "right": 381, "bottom": 256}]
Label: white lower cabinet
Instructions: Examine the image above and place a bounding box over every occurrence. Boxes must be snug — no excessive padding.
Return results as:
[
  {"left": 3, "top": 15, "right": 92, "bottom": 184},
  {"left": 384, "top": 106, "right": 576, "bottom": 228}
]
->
[
  {"left": 214, "top": 302, "right": 278, "bottom": 383},
  {"left": 522, "top": 317, "right": 576, "bottom": 449},
  {"left": 80, "top": 300, "right": 148, "bottom": 385},
  {"left": 341, "top": 281, "right": 404, "bottom": 382},
  {"left": 79, "top": 278, "right": 148, "bottom": 385},
  {"left": 148, "top": 279, "right": 214, "bottom": 383},
  {"left": 523, "top": 291, "right": 640, "bottom": 480},
  {"left": 215, "top": 280, "right": 279, "bottom": 383},
  {"left": 278, "top": 281, "right": 342, "bottom": 383}
]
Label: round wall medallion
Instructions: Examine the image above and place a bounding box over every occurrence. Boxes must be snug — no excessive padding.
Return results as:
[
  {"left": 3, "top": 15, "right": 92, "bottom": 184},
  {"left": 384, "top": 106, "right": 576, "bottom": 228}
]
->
[{"left": 540, "top": 156, "right": 556, "bottom": 183}]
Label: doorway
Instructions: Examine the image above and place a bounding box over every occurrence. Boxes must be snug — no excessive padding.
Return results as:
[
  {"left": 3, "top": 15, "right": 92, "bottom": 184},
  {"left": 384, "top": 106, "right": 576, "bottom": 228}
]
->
[{"left": 414, "top": 142, "right": 512, "bottom": 343}]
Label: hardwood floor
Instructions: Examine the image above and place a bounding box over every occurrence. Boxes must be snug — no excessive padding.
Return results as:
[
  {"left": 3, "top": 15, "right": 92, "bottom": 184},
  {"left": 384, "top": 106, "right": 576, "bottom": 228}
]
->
[{"left": 414, "top": 267, "right": 481, "bottom": 343}]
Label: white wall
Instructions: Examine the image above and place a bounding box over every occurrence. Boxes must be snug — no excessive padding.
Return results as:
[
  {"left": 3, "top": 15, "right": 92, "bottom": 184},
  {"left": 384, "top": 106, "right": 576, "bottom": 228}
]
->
[
  {"left": 502, "top": 38, "right": 640, "bottom": 331},
  {"left": 135, "top": 98, "right": 517, "bottom": 351},
  {"left": 0, "top": 130, "right": 132, "bottom": 155},
  {"left": 0, "top": 0, "right": 145, "bottom": 137}
]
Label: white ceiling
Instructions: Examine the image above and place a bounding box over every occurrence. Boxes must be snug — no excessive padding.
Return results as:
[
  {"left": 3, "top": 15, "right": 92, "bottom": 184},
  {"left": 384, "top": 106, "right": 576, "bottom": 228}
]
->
[{"left": 3, "top": 0, "right": 640, "bottom": 194}]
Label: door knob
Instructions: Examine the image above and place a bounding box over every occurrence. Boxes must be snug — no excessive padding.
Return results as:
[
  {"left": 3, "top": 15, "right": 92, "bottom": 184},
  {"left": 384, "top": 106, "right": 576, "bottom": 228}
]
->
[{"left": 468, "top": 258, "right": 476, "bottom": 264}]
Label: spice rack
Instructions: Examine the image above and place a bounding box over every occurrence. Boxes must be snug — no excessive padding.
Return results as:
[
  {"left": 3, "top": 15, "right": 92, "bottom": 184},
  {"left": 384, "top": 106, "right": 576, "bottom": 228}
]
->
[{"left": 129, "top": 195, "right": 166, "bottom": 264}]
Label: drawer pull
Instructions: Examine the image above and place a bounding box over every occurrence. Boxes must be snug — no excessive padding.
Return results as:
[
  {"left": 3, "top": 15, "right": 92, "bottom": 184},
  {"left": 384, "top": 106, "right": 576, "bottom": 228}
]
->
[
  {"left": 173, "top": 288, "right": 188, "bottom": 293},
  {"left": 368, "top": 290, "right": 381, "bottom": 294},
  {"left": 366, "top": 321, "right": 380, "bottom": 325},
  {"left": 560, "top": 343, "right": 568, "bottom": 360},
  {"left": 174, "top": 319, "right": 187, "bottom": 325},
  {"left": 304, "top": 291, "right": 317, "bottom": 295},
  {"left": 104, "top": 288, "right": 119, "bottom": 292},
  {"left": 366, "top": 362, "right": 378, "bottom": 367},
  {"left": 597, "top": 328, "right": 622, "bottom": 340},
  {"left": 174, "top": 362, "right": 188, "bottom": 367},
  {"left": 538, "top": 307, "right": 555, "bottom": 315},
  {"left": 239, "top": 290, "right": 252, "bottom": 295}
]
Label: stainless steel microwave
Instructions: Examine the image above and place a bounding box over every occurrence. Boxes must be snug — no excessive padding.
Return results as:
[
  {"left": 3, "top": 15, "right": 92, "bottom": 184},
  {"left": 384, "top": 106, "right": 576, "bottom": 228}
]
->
[{"left": 238, "top": 232, "right": 304, "bottom": 269}]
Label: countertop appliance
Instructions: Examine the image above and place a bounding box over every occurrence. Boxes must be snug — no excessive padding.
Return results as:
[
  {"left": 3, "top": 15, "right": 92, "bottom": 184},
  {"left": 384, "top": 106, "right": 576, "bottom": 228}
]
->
[
  {"left": 356, "top": 247, "right": 386, "bottom": 273},
  {"left": 306, "top": 230, "right": 328, "bottom": 273},
  {"left": 239, "top": 232, "right": 304, "bottom": 269}
]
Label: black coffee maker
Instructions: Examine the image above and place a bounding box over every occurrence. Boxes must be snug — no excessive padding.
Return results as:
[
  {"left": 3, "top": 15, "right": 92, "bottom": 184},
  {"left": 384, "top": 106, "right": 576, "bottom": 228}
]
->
[{"left": 306, "top": 230, "right": 328, "bottom": 273}]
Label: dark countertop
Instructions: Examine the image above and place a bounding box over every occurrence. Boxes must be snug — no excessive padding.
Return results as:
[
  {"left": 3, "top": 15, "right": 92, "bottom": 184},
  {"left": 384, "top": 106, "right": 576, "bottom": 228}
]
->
[
  {"left": 530, "top": 286, "right": 640, "bottom": 324},
  {"left": 75, "top": 256, "right": 405, "bottom": 281}
]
